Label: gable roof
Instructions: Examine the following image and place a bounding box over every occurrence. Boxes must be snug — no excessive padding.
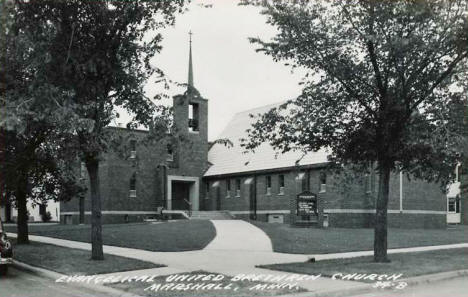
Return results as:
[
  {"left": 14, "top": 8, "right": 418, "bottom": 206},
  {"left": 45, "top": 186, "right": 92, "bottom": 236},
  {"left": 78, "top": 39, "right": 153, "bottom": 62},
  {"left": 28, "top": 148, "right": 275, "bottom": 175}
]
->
[{"left": 204, "top": 103, "right": 329, "bottom": 177}]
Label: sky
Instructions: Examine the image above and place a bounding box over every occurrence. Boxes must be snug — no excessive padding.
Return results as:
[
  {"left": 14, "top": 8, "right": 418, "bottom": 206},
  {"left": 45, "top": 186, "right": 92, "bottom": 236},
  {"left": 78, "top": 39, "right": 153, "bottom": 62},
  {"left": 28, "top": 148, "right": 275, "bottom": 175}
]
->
[{"left": 116, "top": 0, "right": 305, "bottom": 140}]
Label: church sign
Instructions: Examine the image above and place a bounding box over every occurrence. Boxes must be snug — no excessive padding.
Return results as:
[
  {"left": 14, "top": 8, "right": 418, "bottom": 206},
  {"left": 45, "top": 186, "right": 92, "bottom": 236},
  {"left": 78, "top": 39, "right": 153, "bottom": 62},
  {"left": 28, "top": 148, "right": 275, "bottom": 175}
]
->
[{"left": 296, "top": 191, "right": 317, "bottom": 216}]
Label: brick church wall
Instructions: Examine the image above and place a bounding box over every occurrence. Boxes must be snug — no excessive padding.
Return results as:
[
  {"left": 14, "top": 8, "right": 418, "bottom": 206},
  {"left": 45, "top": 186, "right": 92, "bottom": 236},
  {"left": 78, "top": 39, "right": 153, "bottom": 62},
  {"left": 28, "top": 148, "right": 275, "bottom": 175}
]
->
[{"left": 204, "top": 166, "right": 447, "bottom": 229}]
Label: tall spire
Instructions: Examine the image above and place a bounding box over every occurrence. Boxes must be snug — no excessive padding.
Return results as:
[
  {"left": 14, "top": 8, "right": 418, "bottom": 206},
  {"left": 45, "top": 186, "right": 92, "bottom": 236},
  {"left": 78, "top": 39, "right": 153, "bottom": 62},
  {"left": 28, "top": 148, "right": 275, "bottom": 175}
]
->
[{"left": 188, "top": 30, "right": 194, "bottom": 88}]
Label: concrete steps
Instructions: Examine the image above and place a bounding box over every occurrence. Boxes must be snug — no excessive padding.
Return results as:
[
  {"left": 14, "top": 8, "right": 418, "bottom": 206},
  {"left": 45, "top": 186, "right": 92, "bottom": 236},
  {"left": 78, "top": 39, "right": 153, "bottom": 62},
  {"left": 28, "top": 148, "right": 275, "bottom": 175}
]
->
[{"left": 189, "top": 211, "right": 234, "bottom": 220}]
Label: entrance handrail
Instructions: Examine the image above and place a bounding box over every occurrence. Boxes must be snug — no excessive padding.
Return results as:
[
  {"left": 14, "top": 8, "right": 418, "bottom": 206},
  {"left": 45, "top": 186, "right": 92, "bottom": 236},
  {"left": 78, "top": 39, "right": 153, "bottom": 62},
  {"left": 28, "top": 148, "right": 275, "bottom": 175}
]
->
[{"left": 184, "top": 199, "right": 192, "bottom": 217}]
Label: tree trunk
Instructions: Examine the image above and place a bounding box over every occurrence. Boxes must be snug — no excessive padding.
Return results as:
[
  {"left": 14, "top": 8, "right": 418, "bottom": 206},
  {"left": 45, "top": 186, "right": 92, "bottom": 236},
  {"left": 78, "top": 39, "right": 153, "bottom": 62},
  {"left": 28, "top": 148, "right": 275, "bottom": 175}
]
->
[
  {"left": 16, "top": 176, "right": 29, "bottom": 244},
  {"left": 86, "top": 158, "right": 104, "bottom": 260},
  {"left": 79, "top": 196, "right": 85, "bottom": 224},
  {"left": 374, "top": 162, "right": 391, "bottom": 262}
]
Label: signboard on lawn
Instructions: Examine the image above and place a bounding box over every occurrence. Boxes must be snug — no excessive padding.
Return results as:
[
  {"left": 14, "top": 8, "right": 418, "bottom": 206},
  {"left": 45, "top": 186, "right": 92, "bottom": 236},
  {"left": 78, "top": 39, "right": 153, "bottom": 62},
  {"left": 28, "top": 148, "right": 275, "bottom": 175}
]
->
[{"left": 297, "top": 191, "right": 317, "bottom": 216}]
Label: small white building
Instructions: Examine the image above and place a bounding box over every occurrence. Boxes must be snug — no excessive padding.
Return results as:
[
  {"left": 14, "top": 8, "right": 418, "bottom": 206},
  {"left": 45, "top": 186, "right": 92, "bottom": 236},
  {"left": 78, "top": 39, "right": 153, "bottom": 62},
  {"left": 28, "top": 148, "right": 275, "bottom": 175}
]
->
[
  {"left": 447, "top": 163, "right": 461, "bottom": 224},
  {"left": 0, "top": 200, "right": 60, "bottom": 223}
]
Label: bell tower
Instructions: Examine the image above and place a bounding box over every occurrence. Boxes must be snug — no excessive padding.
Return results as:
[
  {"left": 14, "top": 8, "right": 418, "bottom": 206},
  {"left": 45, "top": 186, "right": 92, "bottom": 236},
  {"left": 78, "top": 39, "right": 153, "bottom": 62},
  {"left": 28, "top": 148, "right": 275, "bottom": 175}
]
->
[{"left": 172, "top": 31, "right": 208, "bottom": 176}]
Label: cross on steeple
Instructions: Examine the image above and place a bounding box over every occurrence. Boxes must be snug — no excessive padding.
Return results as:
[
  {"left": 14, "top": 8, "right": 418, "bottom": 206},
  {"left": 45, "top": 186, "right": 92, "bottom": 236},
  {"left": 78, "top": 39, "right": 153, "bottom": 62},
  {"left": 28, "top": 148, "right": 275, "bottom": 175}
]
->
[{"left": 188, "top": 30, "right": 194, "bottom": 88}]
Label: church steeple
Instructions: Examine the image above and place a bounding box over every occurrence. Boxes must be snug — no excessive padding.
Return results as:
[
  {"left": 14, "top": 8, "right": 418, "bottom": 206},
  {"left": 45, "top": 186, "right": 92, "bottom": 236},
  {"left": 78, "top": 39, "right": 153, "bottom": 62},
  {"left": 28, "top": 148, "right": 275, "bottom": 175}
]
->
[{"left": 188, "top": 30, "right": 194, "bottom": 88}]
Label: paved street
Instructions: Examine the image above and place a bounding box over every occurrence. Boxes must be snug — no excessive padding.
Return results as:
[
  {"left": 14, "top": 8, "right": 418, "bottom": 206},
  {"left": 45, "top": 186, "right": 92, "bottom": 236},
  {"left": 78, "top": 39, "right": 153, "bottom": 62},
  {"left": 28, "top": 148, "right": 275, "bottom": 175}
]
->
[
  {"left": 0, "top": 267, "right": 117, "bottom": 297},
  {"left": 6, "top": 220, "right": 468, "bottom": 294},
  {"left": 347, "top": 276, "right": 468, "bottom": 297}
]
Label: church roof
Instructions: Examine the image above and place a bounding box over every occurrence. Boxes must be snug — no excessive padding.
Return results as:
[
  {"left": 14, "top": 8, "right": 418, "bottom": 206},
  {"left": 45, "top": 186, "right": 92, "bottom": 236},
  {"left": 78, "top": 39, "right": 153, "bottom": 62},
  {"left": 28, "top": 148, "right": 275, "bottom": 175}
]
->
[{"left": 204, "top": 103, "right": 329, "bottom": 177}]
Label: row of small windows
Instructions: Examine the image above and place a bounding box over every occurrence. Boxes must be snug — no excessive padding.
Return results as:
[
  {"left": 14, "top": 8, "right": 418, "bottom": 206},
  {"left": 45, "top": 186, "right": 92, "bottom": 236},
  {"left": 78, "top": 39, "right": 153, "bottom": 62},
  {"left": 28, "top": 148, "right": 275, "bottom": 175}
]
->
[
  {"left": 223, "top": 174, "right": 289, "bottom": 198},
  {"left": 216, "top": 173, "right": 329, "bottom": 198}
]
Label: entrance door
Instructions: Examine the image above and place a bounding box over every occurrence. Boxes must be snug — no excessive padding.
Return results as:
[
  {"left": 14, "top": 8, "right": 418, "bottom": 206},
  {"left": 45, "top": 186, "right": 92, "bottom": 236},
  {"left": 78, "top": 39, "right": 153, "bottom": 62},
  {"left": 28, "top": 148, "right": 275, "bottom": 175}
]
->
[
  {"left": 171, "top": 181, "right": 191, "bottom": 210},
  {"left": 167, "top": 176, "right": 200, "bottom": 211}
]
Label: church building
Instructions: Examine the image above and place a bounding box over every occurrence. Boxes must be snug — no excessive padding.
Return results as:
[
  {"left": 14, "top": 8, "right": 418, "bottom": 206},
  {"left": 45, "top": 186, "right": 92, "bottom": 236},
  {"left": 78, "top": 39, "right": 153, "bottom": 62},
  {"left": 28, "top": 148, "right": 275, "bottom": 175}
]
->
[{"left": 58, "top": 35, "right": 461, "bottom": 229}]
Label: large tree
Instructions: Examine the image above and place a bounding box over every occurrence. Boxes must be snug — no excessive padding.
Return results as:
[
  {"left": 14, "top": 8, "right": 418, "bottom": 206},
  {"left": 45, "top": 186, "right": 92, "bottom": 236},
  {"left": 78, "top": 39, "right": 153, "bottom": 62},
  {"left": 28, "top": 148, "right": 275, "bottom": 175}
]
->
[
  {"left": 0, "top": 0, "right": 85, "bottom": 243},
  {"left": 242, "top": 0, "right": 467, "bottom": 262},
  {"left": 6, "top": 0, "right": 187, "bottom": 259}
]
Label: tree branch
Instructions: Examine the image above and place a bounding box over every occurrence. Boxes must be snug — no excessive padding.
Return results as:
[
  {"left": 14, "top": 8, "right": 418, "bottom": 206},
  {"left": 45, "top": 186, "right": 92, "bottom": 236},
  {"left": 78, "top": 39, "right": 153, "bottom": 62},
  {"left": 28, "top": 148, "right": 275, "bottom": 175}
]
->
[{"left": 410, "top": 51, "right": 468, "bottom": 111}]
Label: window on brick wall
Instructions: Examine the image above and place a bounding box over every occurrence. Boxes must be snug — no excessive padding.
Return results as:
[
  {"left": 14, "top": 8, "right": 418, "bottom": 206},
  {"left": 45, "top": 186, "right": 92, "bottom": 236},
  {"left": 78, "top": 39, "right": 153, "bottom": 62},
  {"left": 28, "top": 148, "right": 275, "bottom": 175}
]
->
[
  {"left": 266, "top": 176, "right": 272, "bottom": 196},
  {"left": 226, "top": 179, "right": 231, "bottom": 198},
  {"left": 319, "top": 172, "right": 327, "bottom": 193},
  {"left": 129, "top": 173, "right": 137, "bottom": 197},
  {"left": 205, "top": 181, "right": 210, "bottom": 199},
  {"left": 129, "top": 140, "right": 137, "bottom": 159},
  {"left": 166, "top": 144, "right": 174, "bottom": 162},
  {"left": 235, "top": 179, "right": 241, "bottom": 197},
  {"left": 278, "top": 175, "right": 285, "bottom": 195}
]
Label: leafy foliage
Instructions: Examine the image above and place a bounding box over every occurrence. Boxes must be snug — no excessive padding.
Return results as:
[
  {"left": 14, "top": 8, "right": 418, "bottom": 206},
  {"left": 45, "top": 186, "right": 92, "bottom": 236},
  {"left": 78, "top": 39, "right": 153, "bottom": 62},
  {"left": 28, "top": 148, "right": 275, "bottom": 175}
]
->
[
  {"left": 241, "top": 0, "right": 467, "bottom": 185},
  {"left": 241, "top": 0, "right": 467, "bottom": 261},
  {"left": 1, "top": 0, "right": 188, "bottom": 251},
  {"left": 0, "top": 0, "right": 85, "bottom": 231}
]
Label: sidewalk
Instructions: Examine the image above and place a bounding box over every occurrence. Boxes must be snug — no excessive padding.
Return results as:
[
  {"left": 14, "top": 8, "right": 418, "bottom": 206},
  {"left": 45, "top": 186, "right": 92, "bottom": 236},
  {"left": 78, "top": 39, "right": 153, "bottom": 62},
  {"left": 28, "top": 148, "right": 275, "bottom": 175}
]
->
[{"left": 7, "top": 220, "right": 468, "bottom": 295}]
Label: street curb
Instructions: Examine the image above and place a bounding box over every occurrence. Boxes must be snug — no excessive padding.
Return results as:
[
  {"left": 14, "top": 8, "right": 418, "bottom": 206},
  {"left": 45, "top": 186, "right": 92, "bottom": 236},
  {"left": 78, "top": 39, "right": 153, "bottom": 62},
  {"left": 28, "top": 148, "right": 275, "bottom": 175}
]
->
[
  {"left": 276, "top": 269, "right": 468, "bottom": 297},
  {"left": 12, "top": 260, "right": 144, "bottom": 297},
  {"left": 401, "top": 269, "right": 468, "bottom": 286}
]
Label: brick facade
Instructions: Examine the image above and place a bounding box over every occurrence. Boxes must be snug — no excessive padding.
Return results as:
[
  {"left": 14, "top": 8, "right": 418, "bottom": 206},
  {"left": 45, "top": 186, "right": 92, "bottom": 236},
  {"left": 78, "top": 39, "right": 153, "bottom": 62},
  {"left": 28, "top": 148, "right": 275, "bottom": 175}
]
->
[
  {"left": 60, "top": 89, "right": 209, "bottom": 224},
  {"left": 204, "top": 166, "right": 448, "bottom": 229}
]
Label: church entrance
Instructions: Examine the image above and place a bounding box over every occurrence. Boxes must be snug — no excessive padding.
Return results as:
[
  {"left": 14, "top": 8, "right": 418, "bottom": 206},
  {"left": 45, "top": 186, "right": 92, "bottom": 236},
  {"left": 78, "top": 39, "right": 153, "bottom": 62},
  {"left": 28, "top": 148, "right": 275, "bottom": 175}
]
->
[
  {"left": 167, "top": 175, "right": 199, "bottom": 211},
  {"left": 171, "top": 181, "right": 191, "bottom": 210}
]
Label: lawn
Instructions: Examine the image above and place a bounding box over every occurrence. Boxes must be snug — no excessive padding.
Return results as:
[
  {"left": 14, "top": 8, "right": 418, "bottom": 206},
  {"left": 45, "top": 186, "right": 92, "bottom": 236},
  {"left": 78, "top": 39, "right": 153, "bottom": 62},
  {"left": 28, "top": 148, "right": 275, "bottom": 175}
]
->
[
  {"left": 251, "top": 221, "right": 468, "bottom": 254},
  {"left": 13, "top": 240, "right": 163, "bottom": 275},
  {"left": 109, "top": 271, "right": 306, "bottom": 297},
  {"left": 5, "top": 221, "right": 216, "bottom": 252},
  {"left": 259, "top": 248, "right": 468, "bottom": 281}
]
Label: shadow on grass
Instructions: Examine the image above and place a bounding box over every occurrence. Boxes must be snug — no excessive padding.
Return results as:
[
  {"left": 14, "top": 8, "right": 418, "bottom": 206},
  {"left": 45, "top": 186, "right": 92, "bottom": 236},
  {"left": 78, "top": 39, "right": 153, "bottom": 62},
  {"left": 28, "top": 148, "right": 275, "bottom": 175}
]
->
[{"left": 13, "top": 240, "right": 164, "bottom": 275}]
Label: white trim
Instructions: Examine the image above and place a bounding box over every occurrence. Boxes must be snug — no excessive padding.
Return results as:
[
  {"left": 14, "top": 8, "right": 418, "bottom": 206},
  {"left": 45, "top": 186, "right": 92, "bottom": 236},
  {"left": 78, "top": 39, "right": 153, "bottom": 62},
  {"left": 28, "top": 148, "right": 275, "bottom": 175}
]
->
[
  {"left": 324, "top": 209, "right": 375, "bottom": 214},
  {"left": 61, "top": 211, "right": 158, "bottom": 215},
  {"left": 229, "top": 210, "right": 290, "bottom": 215},
  {"left": 324, "top": 209, "right": 446, "bottom": 215},
  {"left": 60, "top": 210, "right": 190, "bottom": 219},
  {"left": 397, "top": 210, "right": 446, "bottom": 215}
]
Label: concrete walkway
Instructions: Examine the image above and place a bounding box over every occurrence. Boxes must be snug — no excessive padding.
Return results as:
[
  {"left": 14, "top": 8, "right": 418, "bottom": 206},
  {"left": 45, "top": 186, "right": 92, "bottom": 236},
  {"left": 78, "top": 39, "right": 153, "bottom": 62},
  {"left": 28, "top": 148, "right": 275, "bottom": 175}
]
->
[
  {"left": 205, "top": 220, "right": 273, "bottom": 252},
  {"left": 7, "top": 220, "right": 468, "bottom": 294}
]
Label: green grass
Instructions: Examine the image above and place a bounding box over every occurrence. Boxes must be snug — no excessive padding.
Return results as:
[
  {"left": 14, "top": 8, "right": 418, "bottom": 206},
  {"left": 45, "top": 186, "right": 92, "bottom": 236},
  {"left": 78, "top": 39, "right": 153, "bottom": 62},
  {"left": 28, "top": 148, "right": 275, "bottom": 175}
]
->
[
  {"left": 13, "top": 240, "right": 163, "bottom": 275},
  {"left": 5, "top": 221, "right": 216, "bottom": 252},
  {"left": 260, "top": 248, "right": 468, "bottom": 281},
  {"left": 109, "top": 271, "right": 306, "bottom": 297},
  {"left": 251, "top": 221, "right": 468, "bottom": 254}
]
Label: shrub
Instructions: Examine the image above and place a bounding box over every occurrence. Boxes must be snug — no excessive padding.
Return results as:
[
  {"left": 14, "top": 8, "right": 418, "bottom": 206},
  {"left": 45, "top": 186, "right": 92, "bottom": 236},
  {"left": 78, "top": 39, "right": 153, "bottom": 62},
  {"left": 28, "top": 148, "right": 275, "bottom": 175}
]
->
[{"left": 41, "top": 211, "right": 52, "bottom": 222}]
